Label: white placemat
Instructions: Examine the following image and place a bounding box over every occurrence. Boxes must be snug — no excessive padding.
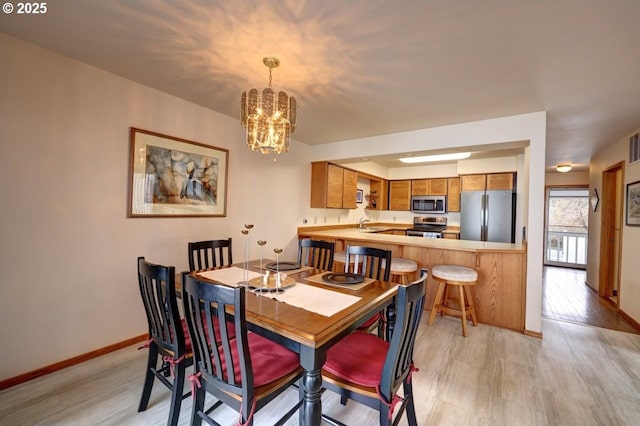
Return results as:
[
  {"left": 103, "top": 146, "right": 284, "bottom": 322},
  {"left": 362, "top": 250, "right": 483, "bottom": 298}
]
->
[
  {"left": 268, "top": 283, "right": 361, "bottom": 317},
  {"left": 197, "top": 267, "right": 260, "bottom": 287}
]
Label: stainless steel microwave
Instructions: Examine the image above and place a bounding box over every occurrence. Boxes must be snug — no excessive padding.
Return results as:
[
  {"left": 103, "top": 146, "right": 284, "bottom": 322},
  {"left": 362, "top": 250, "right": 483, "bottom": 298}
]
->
[{"left": 411, "top": 195, "right": 447, "bottom": 214}]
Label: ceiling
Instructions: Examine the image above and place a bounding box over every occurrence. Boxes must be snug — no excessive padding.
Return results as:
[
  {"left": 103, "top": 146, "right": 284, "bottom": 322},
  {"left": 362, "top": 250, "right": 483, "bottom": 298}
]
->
[{"left": 2, "top": 0, "right": 640, "bottom": 171}]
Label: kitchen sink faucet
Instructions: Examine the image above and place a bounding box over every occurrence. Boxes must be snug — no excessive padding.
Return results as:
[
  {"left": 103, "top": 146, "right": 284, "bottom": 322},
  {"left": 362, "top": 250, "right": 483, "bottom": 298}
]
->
[{"left": 358, "top": 218, "right": 371, "bottom": 229}]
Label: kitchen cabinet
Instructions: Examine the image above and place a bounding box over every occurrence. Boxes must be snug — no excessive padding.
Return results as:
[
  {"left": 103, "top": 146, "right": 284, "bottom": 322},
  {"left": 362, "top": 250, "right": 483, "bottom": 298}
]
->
[
  {"left": 367, "top": 179, "right": 388, "bottom": 210},
  {"left": 388, "top": 180, "right": 411, "bottom": 210},
  {"left": 310, "top": 162, "right": 358, "bottom": 208},
  {"left": 487, "top": 173, "right": 514, "bottom": 190},
  {"left": 447, "top": 177, "right": 460, "bottom": 212},
  {"left": 411, "top": 178, "right": 447, "bottom": 196},
  {"left": 461, "top": 173, "right": 514, "bottom": 191}
]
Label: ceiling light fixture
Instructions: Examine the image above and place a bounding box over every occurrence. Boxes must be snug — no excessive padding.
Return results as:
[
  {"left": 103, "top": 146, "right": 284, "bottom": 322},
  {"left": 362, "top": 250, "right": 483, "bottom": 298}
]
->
[
  {"left": 556, "top": 164, "right": 572, "bottom": 173},
  {"left": 241, "top": 57, "right": 297, "bottom": 159},
  {"left": 399, "top": 152, "right": 471, "bottom": 164}
]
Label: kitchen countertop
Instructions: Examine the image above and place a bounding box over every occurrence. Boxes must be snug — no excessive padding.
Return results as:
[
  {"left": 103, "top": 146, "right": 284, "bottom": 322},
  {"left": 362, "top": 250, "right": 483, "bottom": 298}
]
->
[{"left": 298, "top": 227, "right": 526, "bottom": 253}]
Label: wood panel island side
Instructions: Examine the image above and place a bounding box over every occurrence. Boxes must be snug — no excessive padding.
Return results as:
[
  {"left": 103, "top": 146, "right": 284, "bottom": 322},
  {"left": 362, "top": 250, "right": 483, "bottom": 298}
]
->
[{"left": 298, "top": 227, "right": 527, "bottom": 333}]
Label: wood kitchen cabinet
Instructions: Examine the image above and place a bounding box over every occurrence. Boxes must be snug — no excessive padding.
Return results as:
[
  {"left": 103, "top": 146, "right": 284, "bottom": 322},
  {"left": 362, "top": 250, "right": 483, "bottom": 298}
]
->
[
  {"left": 461, "top": 173, "right": 514, "bottom": 191},
  {"left": 388, "top": 180, "right": 411, "bottom": 210},
  {"left": 447, "top": 177, "right": 460, "bottom": 212},
  {"left": 411, "top": 178, "right": 447, "bottom": 196},
  {"left": 368, "top": 179, "right": 388, "bottom": 210},
  {"left": 310, "top": 162, "right": 358, "bottom": 208}
]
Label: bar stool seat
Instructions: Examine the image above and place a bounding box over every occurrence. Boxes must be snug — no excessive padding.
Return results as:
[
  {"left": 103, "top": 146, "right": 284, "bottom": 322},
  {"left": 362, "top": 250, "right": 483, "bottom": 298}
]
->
[
  {"left": 428, "top": 264, "right": 478, "bottom": 336},
  {"left": 333, "top": 251, "right": 362, "bottom": 272},
  {"left": 382, "top": 258, "right": 418, "bottom": 284}
]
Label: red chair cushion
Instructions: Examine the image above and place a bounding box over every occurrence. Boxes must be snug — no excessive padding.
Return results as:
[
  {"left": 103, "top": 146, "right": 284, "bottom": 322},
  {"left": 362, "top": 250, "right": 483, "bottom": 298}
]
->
[
  {"left": 324, "top": 332, "right": 389, "bottom": 387},
  {"left": 215, "top": 332, "right": 300, "bottom": 387},
  {"left": 358, "top": 312, "right": 381, "bottom": 330}
]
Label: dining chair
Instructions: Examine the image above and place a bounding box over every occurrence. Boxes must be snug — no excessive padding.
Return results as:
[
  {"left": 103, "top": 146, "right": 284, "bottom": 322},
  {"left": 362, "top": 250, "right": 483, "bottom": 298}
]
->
[
  {"left": 137, "top": 257, "right": 193, "bottom": 426},
  {"left": 181, "top": 273, "right": 304, "bottom": 426},
  {"left": 321, "top": 269, "right": 428, "bottom": 426},
  {"left": 344, "top": 245, "right": 391, "bottom": 281},
  {"left": 345, "top": 245, "right": 392, "bottom": 336},
  {"left": 187, "top": 238, "right": 232, "bottom": 272},
  {"left": 297, "top": 238, "right": 335, "bottom": 270}
]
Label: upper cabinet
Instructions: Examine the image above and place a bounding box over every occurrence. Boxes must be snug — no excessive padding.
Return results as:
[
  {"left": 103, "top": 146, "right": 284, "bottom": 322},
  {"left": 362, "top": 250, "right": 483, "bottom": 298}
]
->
[
  {"left": 411, "top": 178, "right": 447, "bottom": 196},
  {"left": 447, "top": 177, "right": 461, "bottom": 212},
  {"left": 310, "top": 162, "right": 358, "bottom": 208},
  {"left": 461, "top": 173, "right": 515, "bottom": 192},
  {"left": 388, "top": 180, "right": 412, "bottom": 210},
  {"left": 368, "top": 178, "right": 388, "bottom": 210}
]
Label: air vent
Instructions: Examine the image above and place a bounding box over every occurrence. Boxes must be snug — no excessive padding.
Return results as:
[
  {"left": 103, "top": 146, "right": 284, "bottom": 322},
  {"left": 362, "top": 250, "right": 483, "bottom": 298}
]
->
[{"left": 631, "top": 133, "right": 640, "bottom": 164}]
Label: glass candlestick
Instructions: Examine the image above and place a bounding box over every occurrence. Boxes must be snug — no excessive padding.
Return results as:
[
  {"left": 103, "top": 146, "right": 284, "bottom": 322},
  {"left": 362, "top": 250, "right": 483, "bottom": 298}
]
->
[
  {"left": 257, "top": 240, "right": 267, "bottom": 293},
  {"left": 238, "top": 226, "right": 252, "bottom": 286},
  {"left": 273, "top": 248, "right": 283, "bottom": 293}
]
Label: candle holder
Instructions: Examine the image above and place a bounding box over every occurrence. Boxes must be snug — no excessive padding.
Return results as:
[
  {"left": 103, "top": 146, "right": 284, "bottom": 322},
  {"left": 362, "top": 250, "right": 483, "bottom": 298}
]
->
[
  {"left": 257, "top": 240, "right": 267, "bottom": 293},
  {"left": 273, "top": 248, "right": 284, "bottom": 293},
  {"left": 237, "top": 224, "right": 253, "bottom": 286}
]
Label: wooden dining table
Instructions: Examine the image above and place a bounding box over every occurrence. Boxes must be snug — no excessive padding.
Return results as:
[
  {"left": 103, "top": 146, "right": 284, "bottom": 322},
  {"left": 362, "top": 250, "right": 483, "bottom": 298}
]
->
[{"left": 181, "top": 261, "right": 399, "bottom": 426}]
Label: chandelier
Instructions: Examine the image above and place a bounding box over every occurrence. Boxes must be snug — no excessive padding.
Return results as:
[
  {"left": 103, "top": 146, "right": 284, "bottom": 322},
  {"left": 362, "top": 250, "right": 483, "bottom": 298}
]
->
[{"left": 241, "top": 57, "right": 297, "bottom": 156}]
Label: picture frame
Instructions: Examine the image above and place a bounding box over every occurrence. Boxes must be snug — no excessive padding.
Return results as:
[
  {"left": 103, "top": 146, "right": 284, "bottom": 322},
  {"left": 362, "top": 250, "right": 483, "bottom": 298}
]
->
[
  {"left": 626, "top": 180, "right": 640, "bottom": 226},
  {"left": 128, "top": 127, "right": 228, "bottom": 217},
  {"left": 356, "top": 189, "right": 363, "bottom": 204}
]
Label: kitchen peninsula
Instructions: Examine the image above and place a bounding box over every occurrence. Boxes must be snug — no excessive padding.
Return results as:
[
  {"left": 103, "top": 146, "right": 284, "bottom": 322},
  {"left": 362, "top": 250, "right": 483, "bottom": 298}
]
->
[{"left": 298, "top": 226, "right": 527, "bottom": 333}]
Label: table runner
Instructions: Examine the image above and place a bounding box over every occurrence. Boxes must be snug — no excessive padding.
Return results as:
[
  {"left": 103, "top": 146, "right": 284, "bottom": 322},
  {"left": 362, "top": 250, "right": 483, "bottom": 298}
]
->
[
  {"left": 270, "top": 283, "right": 361, "bottom": 317},
  {"left": 196, "top": 267, "right": 361, "bottom": 317},
  {"left": 197, "top": 267, "right": 260, "bottom": 287}
]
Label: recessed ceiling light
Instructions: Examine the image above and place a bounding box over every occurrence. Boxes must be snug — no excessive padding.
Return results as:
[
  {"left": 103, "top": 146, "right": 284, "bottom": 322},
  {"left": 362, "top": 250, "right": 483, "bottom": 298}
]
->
[{"left": 399, "top": 152, "right": 471, "bottom": 164}]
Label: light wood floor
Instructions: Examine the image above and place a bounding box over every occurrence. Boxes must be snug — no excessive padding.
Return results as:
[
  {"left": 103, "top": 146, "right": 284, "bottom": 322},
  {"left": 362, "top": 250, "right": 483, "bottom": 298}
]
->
[
  {"left": 3, "top": 314, "right": 640, "bottom": 425},
  {"left": 542, "top": 266, "right": 640, "bottom": 334}
]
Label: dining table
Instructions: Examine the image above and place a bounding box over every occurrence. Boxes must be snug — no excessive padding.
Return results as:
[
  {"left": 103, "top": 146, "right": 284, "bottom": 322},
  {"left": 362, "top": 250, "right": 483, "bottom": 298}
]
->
[{"left": 180, "top": 259, "right": 400, "bottom": 426}]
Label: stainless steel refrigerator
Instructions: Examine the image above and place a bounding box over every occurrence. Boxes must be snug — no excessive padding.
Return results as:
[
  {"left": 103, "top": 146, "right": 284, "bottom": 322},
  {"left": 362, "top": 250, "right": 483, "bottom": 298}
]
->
[{"left": 460, "top": 189, "right": 516, "bottom": 243}]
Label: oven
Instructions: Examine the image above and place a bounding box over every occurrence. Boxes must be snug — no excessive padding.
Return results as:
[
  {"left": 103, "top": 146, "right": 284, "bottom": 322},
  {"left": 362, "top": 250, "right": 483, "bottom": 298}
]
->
[
  {"left": 405, "top": 216, "right": 448, "bottom": 239},
  {"left": 405, "top": 229, "right": 443, "bottom": 238}
]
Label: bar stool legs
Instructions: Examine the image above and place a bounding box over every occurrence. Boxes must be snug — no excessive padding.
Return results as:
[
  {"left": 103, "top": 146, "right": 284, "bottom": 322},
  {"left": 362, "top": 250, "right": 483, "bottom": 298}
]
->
[{"left": 428, "top": 265, "right": 478, "bottom": 336}]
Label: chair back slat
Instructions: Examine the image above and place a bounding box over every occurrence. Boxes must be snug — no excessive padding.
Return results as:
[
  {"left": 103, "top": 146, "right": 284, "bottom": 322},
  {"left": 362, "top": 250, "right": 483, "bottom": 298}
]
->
[
  {"left": 188, "top": 239, "right": 233, "bottom": 272},
  {"left": 137, "top": 257, "right": 184, "bottom": 355},
  {"left": 345, "top": 245, "right": 391, "bottom": 281},
  {"left": 380, "top": 269, "right": 427, "bottom": 398},
  {"left": 297, "top": 238, "right": 335, "bottom": 270}
]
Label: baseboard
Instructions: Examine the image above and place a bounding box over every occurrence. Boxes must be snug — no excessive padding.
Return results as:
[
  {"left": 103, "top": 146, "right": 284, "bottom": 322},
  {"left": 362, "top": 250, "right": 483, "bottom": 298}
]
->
[
  {"left": 523, "top": 329, "right": 543, "bottom": 339},
  {"left": 0, "top": 333, "right": 148, "bottom": 391},
  {"left": 618, "top": 309, "right": 640, "bottom": 331}
]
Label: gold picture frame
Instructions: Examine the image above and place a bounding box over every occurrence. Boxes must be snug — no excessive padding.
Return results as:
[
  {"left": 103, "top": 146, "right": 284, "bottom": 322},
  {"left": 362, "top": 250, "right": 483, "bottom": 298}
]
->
[{"left": 128, "top": 128, "right": 228, "bottom": 217}]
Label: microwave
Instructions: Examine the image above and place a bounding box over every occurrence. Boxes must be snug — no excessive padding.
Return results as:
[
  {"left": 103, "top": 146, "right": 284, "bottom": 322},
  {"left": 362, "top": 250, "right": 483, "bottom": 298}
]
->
[{"left": 411, "top": 195, "right": 447, "bottom": 214}]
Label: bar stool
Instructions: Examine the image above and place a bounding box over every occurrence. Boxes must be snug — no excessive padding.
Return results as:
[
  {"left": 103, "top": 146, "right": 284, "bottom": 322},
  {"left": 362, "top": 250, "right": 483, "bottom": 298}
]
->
[
  {"left": 382, "top": 258, "right": 418, "bottom": 284},
  {"left": 428, "top": 264, "right": 478, "bottom": 336},
  {"left": 333, "top": 251, "right": 363, "bottom": 273}
]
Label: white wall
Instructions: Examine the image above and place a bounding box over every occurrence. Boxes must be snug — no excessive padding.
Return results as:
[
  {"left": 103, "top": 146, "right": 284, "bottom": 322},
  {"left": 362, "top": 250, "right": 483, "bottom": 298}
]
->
[
  {"left": 588, "top": 128, "right": 640, "bottom": 322},
  {"left": 0, "top": 34, "right": 311, "bottom": 380}
]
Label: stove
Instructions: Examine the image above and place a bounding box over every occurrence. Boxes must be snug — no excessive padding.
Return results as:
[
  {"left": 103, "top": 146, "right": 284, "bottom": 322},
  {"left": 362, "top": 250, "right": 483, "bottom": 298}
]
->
[{"left": 405, "top": 216, "right": 447, "bottom": 238}]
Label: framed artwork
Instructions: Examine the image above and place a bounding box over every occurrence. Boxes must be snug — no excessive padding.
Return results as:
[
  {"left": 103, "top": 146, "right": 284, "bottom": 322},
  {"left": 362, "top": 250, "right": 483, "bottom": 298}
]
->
[
  {"left": 356, "top": 189, "right": 364, "bottom": 204},
  {"left": 128, "top": 128, "right": 228, "bottom": 217},
  {"left": 626, "top": 180, "right": 640, "bottom": 226}
]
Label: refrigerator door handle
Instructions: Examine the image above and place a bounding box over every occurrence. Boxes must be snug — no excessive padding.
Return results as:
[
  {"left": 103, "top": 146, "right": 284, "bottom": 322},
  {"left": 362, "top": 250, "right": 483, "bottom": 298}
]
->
[
  {"left": 480, "top": 193, "right": 486, "bottom": 241},
  {"left": 483, "top": 193, "right": 489, "bottom": 241}
]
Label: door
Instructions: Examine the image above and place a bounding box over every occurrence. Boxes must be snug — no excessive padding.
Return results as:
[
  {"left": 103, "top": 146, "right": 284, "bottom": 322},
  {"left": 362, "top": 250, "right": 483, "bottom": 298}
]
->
[
  {"left": 599, "top": 163, "right": 624, "bottom": 306},
  {"left": 544, "top": 187, "right": 589, "bottom": 268},
  {"left": 460, "top": 191, "right": 484, "bottom": 241}
]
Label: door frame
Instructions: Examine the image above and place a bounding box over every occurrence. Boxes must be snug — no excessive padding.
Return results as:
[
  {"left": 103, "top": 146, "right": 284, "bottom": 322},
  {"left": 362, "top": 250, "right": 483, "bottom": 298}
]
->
[
  {"left": 598, "top": 161, "right": 625, "bottom": 307},
  {"left": 543, "top": 185, "right": 589, "bottom": 269}
]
